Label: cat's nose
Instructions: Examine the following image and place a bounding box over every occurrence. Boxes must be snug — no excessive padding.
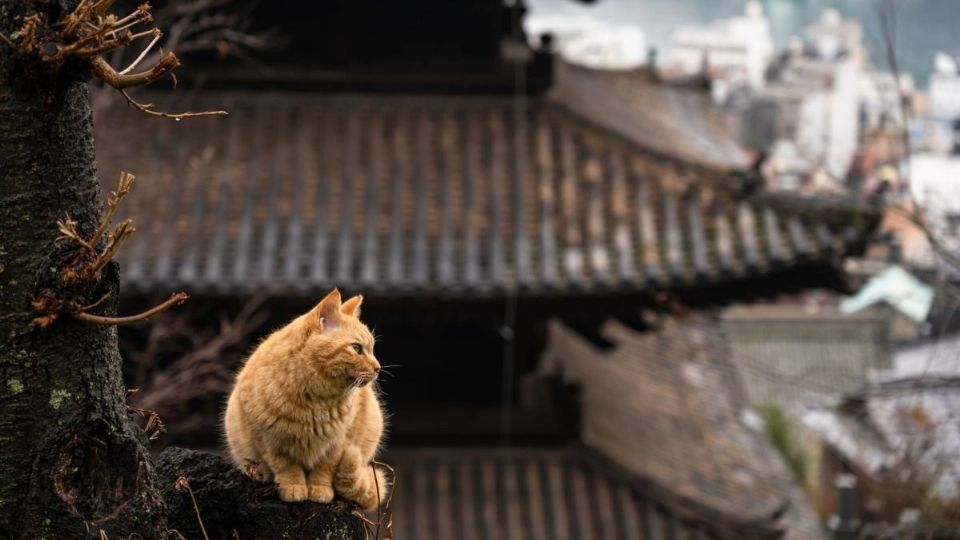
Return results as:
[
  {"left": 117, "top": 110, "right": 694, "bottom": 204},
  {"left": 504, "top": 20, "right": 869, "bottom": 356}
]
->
[{"left": 370, "top": 357, "right": 381, "bottom": 374}]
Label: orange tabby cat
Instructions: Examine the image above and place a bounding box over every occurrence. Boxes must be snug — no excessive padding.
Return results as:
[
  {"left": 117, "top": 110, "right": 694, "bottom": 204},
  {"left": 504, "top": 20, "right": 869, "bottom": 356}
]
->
[{"left": 223, "top": 289, "right": 388, "bottom": 510}]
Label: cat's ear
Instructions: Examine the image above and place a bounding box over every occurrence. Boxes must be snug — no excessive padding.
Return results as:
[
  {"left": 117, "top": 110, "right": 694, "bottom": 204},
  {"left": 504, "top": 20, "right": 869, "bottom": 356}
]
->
[
  {"left": 341, "top": 294, "right": 363, "bottom": 317},
  {"left": 314, "top": 288, "right": 344, "bottom": 332}
]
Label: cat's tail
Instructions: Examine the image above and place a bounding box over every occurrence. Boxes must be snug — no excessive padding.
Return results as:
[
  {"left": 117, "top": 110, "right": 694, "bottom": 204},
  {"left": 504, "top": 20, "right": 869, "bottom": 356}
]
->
[
  {"left": 336, "top": 446, "right": 392, "bottom": 511},
  {"left": 371, "top": 464, "right": 391, "bottom": 509}
]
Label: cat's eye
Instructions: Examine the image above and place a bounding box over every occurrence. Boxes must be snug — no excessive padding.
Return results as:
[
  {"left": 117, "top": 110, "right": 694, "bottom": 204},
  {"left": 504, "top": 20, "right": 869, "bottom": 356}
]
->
[{"left": 351, "top": 343, "right": 363, "bottom": 355}]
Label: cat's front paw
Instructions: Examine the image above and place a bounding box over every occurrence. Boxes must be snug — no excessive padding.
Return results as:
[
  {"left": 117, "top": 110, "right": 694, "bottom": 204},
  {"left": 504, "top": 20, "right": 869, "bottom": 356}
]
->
[
  {"left": 277, "top": 483, "right": 308, "bottom": 502},
  {"left": 308, "top": 483, "right": 334, "bottom": 503}
]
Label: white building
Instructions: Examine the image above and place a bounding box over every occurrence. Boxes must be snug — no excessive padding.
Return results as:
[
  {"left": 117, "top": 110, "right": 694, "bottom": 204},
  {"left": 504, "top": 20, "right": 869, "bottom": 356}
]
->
[
  {"left": 664, "top": 1, "right": 774, "bottom": 92},
  {"left": 803, "top": 8, "right": 864, "bottom": 65},
  {"left": 929, "top": 52, "right": 960, "bottom": 121},
  {"left": 524, "top": 14, "right": 648, "bottom": 70},
  {"left": 926, "top": 52, "right": 960, "bottom": 153},
  {"left": 909, "top": 153, "right": 960, "bottom": 262},
  {"left": 757, "top": 10, "right": 864, "bottom": 186},
  {"left": 559, "top": 25, "right": 647, "bottom": 70},
  {"left": 859, "top": 69, "right": 915, "bottom": 132}
]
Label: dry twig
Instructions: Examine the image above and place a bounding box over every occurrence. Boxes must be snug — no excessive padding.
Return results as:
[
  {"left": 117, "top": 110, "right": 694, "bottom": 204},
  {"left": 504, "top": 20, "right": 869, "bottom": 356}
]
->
[
  {"left": 93, "top": 0, "right": 277, "bottom": 112},
  {"left": 56, "top": 215, "right": 96, "bottom": 252},
  {"left": 35, "top": 171, "right": 190, "bottom": 327},
  {"left": 74, "top": 292, "right": 189, "bottom": 325},
  {"left": 174, "top": 477, "right": 211, "bottom": 540},
  {"left": 354, "top": 461, "right": 395, "bottom": 540},
  {"left": 0, "top": 0, "right": 225, "bottom": 119},
  {"left": 128, "top": 405, "right": 166, "bottom": 441},
  {"left": 120, "top": 89, "right": 228, "bottom": 121}
]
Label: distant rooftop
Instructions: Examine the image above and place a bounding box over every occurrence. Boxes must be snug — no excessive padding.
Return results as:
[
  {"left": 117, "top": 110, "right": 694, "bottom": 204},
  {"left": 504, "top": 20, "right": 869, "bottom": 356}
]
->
[
  {"left": 839, "top": 265, "right": 934, "bottom": 323},
  {"left": 386, "top": 446, "right": 782, "bottom": 540},
  {"left": 95, "top": 51, "right": 881, "bottom": 301},
  {"left": 888, "top": 334, "right": 960, "bottom": 380},
  {"left": 803, "top": 377, "right": 960, "bottom": 499},
  {"left": 550, "top": 61, "right": 752, "bottom": 171},
  {"left": 96, "top": 87, "right": 877, "bottom": 299},
  {"left": 540, "top": 317, "right": 823, "bottom": 538}
]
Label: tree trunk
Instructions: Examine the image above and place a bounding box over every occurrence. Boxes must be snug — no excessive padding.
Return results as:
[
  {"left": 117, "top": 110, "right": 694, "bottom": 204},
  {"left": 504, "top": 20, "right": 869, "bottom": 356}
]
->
[{"left": 0, "top": 2, "right": 165, "bottom": 537}]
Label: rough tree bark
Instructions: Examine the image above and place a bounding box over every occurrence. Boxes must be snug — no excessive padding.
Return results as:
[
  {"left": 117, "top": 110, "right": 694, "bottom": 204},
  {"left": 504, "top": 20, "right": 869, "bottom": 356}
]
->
[
  {"left": 0, "top": 2, "right": 166, "bottom": 538},
  {"left": 1, "top": 4, "right": 365, "bottom": 538}
]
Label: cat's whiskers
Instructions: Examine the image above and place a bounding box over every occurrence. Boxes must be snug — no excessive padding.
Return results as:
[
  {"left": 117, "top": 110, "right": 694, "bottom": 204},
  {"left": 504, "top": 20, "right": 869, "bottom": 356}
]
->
[{"left": 376, "top": 364, "right": 399, "bottom": 379}]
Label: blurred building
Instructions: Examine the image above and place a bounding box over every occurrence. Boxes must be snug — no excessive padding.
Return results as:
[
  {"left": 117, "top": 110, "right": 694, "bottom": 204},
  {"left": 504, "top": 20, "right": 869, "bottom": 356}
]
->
[
  {"left": 535, "top": 317, "right": 824, "bottom": 538},
  {"left": 906, "top": 153, "right": 960, "bottom": 271},
  {"left": 888, "top": 333, "right": 960, "bottom": 380},
  {"left": 858, "top": 69, "right": 915, "bottom": 135},
  {"left": 723, "top": 304, "right": 891, "bottom": 411},
  {"left": 96, "top": 1, "right": 882, "bottom": 537},
  {"left": 711, "top": 8, "right": 865, "bottom": 194},
  {"left": 839, "top": 265, "right": 933, "bottom": 344},
  {"left": 803, "top": 377, "right": 960, "bottom": 519},
  {"left": 929, "top": 52, "right": 960, "bottom": 125},
  {"left": 802, "top": 8, "right": 865, "bottom": 66},
  {"left": 524, "top": 14, "right": 648, "bottom": 70},
  {"left": 758, "top": 14, "right": 862, "bottom": 188},
  {"left": 663, "top": 1, "right": 774, "bottom": 94},
  {"left": 722, "top": 264, "right": 934, "bottom": 410}
]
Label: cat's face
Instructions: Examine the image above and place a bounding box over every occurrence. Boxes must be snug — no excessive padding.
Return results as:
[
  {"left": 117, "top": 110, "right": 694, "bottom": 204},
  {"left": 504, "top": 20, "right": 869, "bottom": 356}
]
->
[{"left": 302, "top": 289, "right": 380, "bottom": 396}]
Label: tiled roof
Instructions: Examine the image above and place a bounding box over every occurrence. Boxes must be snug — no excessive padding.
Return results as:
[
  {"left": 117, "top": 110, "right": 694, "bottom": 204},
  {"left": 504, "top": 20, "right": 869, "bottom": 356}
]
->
[
  {"left": 540, "top": 318, "right": 824, "bottom": 539},
  {"left": 386, "top": 446, "right": 782, "bottom": 540},
  {"left": 95, "top": 91, "right": 876, "bottom": 297},
  {"left": 803, "top": 377, "right": 960, "bottom": 500},
  {"left": 549, "top": 61, "right": 752, "bottom": 172},
  {"left": 890, "top": 334, "right": 960, "bottom": 379},
  {"left": 839, "top": 265, "right": 934, "bottom": 323}
]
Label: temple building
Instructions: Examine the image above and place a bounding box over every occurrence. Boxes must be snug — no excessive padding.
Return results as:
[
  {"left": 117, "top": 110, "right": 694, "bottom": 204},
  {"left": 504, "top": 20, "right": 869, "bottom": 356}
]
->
[{"left": 95, "top": 1, "right": 880, "bottom": 537}]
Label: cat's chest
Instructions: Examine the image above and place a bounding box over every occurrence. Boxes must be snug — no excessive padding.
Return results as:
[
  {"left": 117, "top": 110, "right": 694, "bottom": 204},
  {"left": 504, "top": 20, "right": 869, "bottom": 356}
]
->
[
  {"left": 258, "top": 390, "right": 358, "bottom": 460},
  {"left": 305, "top": 400, "right": 354, "bottom": 438},
  {"left": 275, "top": 397, "right": 354, "bottom": 447}
]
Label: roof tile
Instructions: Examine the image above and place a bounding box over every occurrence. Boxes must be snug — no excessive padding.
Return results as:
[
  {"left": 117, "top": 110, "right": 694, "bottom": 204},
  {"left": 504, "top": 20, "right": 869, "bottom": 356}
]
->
[{"left": 95, "top": 92, "right": 875, "bottom": 297}]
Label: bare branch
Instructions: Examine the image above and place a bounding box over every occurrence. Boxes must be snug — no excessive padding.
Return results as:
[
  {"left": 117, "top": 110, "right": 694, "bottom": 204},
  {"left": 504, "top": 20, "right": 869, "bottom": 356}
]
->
[
  {"left": 87, "top": 218, "right": 135, "bottom": 280},
  {"left": 120, "top": 89, "right": 227, "bottom": 120},
  {"left": 120, "top": 29, "right": 163, "bottom": 74},
  {"left": 77, "top": 292, "right": 112, "bottom": 312},
  {"left": 50, "top": 171, "right": 143, "bottom": 288},
  {"left": 73, "top": 292, "right": 189, "bottom": 325},
  {"left": 1, "top": 14, "right": 41, "bottom": 55},
  {"left": 90, "top": 171, "right": 135, "bottom": 248},
  {"left": 56, "top": 214, "right": 96, "bottom": 252},
  {"left": 88, "top": 0, "right": 278, "bottom": 111},
  {"left": 128, "top": 406, "right": 167, "bottom": 441},
  {"left": 90, "top": 52, "right": 181, "bottom": 89},
  {"left": 3, "top": 0, "right": 238, "bottom": 120},
  {"left": 174, "top": 477, "right": 211, "bottom": 540}
]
